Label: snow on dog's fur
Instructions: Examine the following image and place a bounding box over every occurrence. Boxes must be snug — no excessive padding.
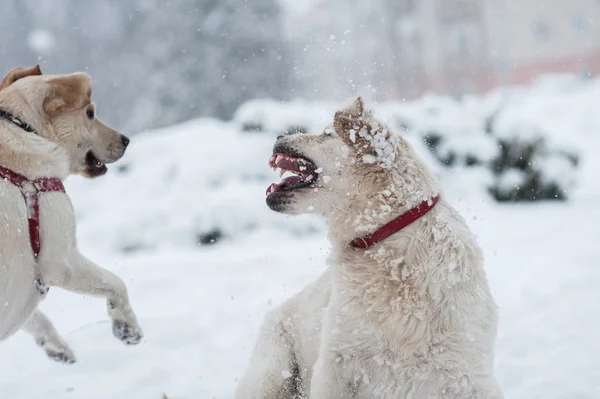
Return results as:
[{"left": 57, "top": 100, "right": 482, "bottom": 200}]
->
[{"left": 236, "top": 98, "right": 502, "bottom": 398}]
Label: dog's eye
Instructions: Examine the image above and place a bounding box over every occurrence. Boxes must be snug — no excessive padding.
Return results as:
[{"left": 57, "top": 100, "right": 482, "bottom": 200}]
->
[{"left": 86, "top": 109, "right": 94, "bottom": 119}]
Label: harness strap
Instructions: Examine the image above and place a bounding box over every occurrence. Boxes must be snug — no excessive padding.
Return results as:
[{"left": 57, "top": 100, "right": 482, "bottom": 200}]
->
[
  {"left": 0, "top": 167, "right": 65, "bottom": 257},
  {"left": 0, "top": 110, "right": 61, "bottom": 296}
]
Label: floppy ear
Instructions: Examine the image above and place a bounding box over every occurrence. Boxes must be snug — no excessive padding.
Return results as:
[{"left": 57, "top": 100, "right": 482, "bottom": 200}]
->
[
  {"left": 43, "top": 73, "right": 92, "bottom": 116},
  {"left": 0, "top": 65, "right": 42, "bottom": 90},
  {"left": 333, "top": 97, "right": 372, "bottom": 152}
]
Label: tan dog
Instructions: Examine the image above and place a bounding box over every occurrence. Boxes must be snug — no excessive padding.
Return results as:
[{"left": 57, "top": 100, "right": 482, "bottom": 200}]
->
[
  {"left": 0, "top": 66, "right": 143, "bottom": 363},
  {"left": 236, "top": 98, "right": 502, "bottom": 398}
]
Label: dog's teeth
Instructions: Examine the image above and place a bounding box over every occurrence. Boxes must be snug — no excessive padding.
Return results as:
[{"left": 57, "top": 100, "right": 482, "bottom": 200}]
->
[
  {"left": 275, "top": 155, "right": 283, "bottom": 165},
  {"left": 279, "top": 168, "right": 286, "bottom": 177},
  {"left": 306, "top": 174, "right": 314, "bottom": 181}
]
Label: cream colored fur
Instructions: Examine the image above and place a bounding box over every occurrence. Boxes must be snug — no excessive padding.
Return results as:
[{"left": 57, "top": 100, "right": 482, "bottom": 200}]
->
[
  {"left": 236, "top": 98, "right": 502, "bottom": 398},
  {"left": 0, "top": 66, "right": 143, "bottom": 363}
]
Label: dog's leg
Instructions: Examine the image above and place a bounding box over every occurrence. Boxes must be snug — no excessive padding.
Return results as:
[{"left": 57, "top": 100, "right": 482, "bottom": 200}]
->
[
  {"left": 22, "top": 310, "right": 76, "bottom": 364},
  {"left": 235, "top": 310, "right": 300, "bottom": 399},
  {"left": 52, "top": 251, "right": 143, "bottom": 345},
  {"left": 310, "top": 318, "right": 353, "bottom": 398},
  {"left": 310, "top": 355, "right": 353, "bottom": 399}
]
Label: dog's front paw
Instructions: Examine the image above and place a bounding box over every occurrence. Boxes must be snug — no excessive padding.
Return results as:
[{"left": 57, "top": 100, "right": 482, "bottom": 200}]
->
[
  {"left": 39, "top": 340, "right": 76, "bottom": 364},
  {"left": 36, "top": 336, "right": 76, "bottom": 364},
  {"left": 46, "top": 348, "right": 77, "bottom": 364},
  {"left": 112, "top": 320, "right": 143, "bottom": 345}
]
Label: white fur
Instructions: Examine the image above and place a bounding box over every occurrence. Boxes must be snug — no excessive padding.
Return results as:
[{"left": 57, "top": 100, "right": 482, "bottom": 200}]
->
[
  {"left": 236, "top": 98, "right": 502, "bottom": 398},
  {"left": 0, "top": 68, "right": 142, "bottom": 363}
]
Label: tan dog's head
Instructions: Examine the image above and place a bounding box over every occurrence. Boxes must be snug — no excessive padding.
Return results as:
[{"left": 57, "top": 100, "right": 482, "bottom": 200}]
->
[
  {"left": 266, "top": 97, "right": 439, "bottom": 235},
  {"left": 0, "top": 65, "right": 129, "bottom": 177}
]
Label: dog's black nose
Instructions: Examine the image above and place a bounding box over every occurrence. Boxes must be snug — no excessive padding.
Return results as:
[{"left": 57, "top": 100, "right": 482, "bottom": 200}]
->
[
  {"left": 277, "top": 135, "right": 284, "bottom": 139},
  {"left": 121, "top": 135, "right": 130, "bottom": 147}
]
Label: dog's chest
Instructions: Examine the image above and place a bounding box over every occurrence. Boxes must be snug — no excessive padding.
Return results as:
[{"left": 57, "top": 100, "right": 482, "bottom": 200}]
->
[
  {"left": 328, "top": 336, "right": 420, "bottom": 398},
  {"left": 326, "top": 328, "right": 439, "bottom": 399},
  {"left": 324, "top": 264, "right": 433, "bottom": 396},
  {"left": 0, "top": 187, "right": 75, "bottom": 338},
  {"left": 0, "top": 180, "right": 76, "bottom": 253},
  {"left": 36, "top": 193, "right": 77, "bottom": 257}
]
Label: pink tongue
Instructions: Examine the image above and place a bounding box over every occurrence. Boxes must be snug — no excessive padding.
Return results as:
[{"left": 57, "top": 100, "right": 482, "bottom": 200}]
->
[
  {"left": 280, "top": 175, "right": 304, "bottom": 186},
  {"left": 266, "top": 175, "right": 304, "bottom": 195}
]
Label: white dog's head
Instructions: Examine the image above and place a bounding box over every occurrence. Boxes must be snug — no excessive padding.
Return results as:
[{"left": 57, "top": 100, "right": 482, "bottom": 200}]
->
[
  {"left": 266, "top": 97, "right": 439, "bottom": 236},
  {"left": 0, "top": 65, "right": 129, "bottom": 178}
]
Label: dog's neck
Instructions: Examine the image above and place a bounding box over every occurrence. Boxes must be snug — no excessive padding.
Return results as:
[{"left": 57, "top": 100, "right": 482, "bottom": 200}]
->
[
  {"left": 327, "top": 199, "right": 491, "bottom": 357},
  {"left": 0, "top": 118, "right": 69, "bottom": 180},
  {"left": 328, "top": 197, "right": 440, "bottom": 257},
  {"left": 0, "top": 109, "right": 38, "bottom": 135},
  {"left": 328, "top": 160, "right": 441, "bottom": 247}
]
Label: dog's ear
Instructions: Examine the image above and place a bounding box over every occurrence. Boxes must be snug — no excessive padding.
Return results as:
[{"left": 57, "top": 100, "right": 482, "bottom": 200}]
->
[
  {"left": 44, "top": 73, "right": 92, "bottom": 116},
  {"left": 0, "top": 65, "right": 42, "bottom": 90},
  {"left": 334, "top": 97, "right": 364, "bottom": 128},
  {"left": 334, "top": 97, "right": 396, "bottom": 162},
  {"left": 334, "top": 97, "right": 373, "bottom": 153}
]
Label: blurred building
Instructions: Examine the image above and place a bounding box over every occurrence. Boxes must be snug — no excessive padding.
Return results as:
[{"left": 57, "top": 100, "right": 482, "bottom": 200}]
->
[{"left": 395, "top": 0, "right": 600, "bottom": 98}]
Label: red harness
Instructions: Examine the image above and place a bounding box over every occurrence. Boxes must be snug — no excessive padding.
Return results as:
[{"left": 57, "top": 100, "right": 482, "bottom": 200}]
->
[
  {"left": 0, "top": 166, "right": 65, "bottom": 258},
  {"left": 350, "top": 196, "right": 440, "bottom": 249}
]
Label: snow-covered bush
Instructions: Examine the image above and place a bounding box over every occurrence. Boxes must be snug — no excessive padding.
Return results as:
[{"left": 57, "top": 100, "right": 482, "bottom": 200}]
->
[
  {"left": 233, "top": 99, "right": 336, "bottom": 135},
  {"left": 488, "top": 135, "right": 578, "bottom": 201},
  {"left": 377, "top": 85, "right": 580, "bottom": 202}
]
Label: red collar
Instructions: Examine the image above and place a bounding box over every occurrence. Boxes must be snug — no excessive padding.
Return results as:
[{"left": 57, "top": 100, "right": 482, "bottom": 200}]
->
[
  {"left": 350, "top": 196, "right": 440, "bottom": 249},
  {"left": 0, "top": 166, "right": 65, "bottom": 258}
]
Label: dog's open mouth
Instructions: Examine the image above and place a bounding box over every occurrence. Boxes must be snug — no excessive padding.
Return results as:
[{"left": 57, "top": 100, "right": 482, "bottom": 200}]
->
[
  {"left": 266, "top": 152, "right": 318, "bottom": 196},
  {"left": 85, "top": 150, "right": 107, "bottom": 177}
]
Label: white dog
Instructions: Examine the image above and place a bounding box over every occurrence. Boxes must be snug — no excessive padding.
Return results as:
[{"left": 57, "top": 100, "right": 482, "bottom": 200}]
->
[
  {"left": 236, "top": 98, "right": 502, "bottom": 398},
  {"left": 0, "top": 66, "right": 143, "bottom": 363}
]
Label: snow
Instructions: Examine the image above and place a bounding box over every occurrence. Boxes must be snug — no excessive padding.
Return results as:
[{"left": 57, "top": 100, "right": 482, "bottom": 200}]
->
[
  {"left": 233, "top": 99, "right": 336, "bottom": 134},
  {"left": 63, "top": 118, "right": 324, "bottom": 253},
  {"left": 535, "top": 153, "right": 576, "bottom": 188},
  {"left": 27, "top": 30, "right": 56, "bottom": 55},
  {"left": 2, "top": 204, "right": 599, "bottom": 398},
  {"left": 495, "top": 169, "right": 526, "bottom": 195},
  {"left": 2, "top": 76, "right": 600, "bottom": 397}
]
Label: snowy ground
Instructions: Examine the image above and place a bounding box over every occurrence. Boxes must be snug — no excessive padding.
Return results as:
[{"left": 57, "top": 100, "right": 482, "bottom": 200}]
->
[
  {"left": 1, "top": 201, "right": 599, "bottom": 398},
  {"left": 1, "top": 78, "right": 600, "bottom": 398}
]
